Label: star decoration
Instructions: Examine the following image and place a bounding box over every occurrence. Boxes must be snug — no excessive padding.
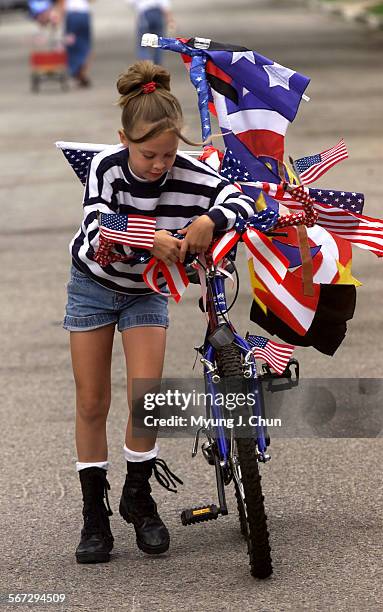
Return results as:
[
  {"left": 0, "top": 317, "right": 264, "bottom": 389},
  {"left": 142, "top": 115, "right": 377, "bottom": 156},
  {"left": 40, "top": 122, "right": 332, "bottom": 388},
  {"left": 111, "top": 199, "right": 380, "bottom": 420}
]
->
[
  {"left": 263, "top": 62, "right": 295, "bottom": 90},
  {"left": 247, "top": 259, "right": 268, "bottom": 314},
  {"left": 231, "top": 51, "right": 256, "bottom": 64},
  {"left": 255, "top": 192, "right": 267, "bottom": 212},
  {"left": 336, "top": 260, "right": 362, "bottom": 287}
]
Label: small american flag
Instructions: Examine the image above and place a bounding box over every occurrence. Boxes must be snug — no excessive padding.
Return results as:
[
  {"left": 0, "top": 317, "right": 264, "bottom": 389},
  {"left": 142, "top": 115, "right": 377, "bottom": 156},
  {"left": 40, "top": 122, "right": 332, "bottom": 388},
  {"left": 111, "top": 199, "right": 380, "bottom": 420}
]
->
[
  {"left": 309, "top": 188, "right": 364, "bottom": 215},
  {"left": 286, "top": 197, "right": 383, "bottom": 256},
  {"left": 255, "top": 182, "right": 364, "bottom": 215},
  {"left": 246, "top": 334, "right": 295, "bottom": 375},
  {"left": 98, "top": 212, "right": 156, "bottom": 249},
  {"left": 293, "top": 139, "right": 348, "bottom": 185}
]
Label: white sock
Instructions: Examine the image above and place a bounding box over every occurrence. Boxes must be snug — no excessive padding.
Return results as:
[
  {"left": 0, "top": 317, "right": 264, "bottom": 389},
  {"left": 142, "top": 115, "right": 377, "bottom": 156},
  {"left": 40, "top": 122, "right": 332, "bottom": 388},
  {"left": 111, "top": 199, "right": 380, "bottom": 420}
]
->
[
  {"left": 123, "top": 444, "right": 159, "bottom": 463},
  {"left": 76, "top": 460, "right": 109, "bottom": 472}
]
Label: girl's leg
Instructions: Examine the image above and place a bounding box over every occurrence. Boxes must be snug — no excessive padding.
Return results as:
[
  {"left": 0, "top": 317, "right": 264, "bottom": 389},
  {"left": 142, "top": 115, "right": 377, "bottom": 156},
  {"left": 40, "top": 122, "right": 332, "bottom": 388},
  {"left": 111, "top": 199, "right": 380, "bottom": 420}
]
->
[
  {"left": 70, "top": 324, "right": 115, "bottom": 564},
  {"left": 70, "top": 324, "right": 115, "bottom": 462},
  {"left": 120, "top": 325, "right": 171, "bottom": 555},
  {"left": 122, "top": 326, "right": 166, "bottom": 451}
]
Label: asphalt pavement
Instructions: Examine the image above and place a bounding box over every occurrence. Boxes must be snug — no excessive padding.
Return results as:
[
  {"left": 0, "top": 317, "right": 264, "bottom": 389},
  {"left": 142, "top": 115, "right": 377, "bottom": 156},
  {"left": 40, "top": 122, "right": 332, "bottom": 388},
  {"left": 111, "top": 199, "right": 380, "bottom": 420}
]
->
[{"left": 0, "top": 1, "right": 382, "bottom": 611}]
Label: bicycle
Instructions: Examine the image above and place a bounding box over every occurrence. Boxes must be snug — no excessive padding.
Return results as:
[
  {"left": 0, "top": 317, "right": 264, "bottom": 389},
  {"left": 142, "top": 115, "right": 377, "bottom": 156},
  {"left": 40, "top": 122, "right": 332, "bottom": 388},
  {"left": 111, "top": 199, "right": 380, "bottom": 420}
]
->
[{"left": 129, "top": 223, "right": 299, "bottom": 579}]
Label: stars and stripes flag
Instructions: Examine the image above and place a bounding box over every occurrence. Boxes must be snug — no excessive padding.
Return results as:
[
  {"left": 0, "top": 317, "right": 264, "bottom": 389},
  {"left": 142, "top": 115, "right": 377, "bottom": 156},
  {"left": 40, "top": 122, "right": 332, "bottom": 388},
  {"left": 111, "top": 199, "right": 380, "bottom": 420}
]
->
[
  {"left": 220, "top": 150, "right": 364, "bottom": 215},
  {"left": 308, "top": 188, "right": 364, "bottom": 214},
  {"left": 98, "top": 212, "right": 156, "bottom": 249},
  {"left": 164, "top": 38, "right": 310, "bottom": 182},
  {"left": 293, "top": 139, "right": 348, "bottom": 185},
  {"left": 56, "top": 141, "right": 106, "bottom": 185},
  {"left": 258, "top": 180, "right": 365, "bottom": 215},
  {"left": 246, "top": 334, "right": 295, "bottom": 375},
  {"left": 285, "top": 193, "right": 383, "bottom": 256},
  {"left": 205, "top": 45, "right": 309, "bottom": 181}
]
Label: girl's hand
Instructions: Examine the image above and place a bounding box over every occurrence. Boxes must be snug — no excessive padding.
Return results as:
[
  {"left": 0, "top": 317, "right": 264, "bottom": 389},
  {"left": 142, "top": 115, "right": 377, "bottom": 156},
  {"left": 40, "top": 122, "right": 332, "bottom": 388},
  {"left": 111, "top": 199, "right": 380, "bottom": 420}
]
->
[
  {"left": 150, "top": 230, "right": 182, "bottom": 266},
  {"left": 177, "top": 215, "right": 215, "bottom": 263}
]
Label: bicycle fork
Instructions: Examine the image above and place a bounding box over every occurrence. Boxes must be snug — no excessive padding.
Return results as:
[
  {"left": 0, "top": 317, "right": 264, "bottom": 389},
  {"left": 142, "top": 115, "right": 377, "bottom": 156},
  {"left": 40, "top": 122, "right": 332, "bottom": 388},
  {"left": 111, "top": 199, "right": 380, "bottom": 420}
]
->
[{"left": 180, "top": 340, "right": 269, "bottom": 526}]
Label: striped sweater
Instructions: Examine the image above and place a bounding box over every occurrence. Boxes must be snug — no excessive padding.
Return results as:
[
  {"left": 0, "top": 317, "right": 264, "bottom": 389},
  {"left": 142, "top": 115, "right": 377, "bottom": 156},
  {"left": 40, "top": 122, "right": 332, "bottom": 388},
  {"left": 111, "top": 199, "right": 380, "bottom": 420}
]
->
[{"left": 70, "top": 144, "right": 258, "bottom": 294}]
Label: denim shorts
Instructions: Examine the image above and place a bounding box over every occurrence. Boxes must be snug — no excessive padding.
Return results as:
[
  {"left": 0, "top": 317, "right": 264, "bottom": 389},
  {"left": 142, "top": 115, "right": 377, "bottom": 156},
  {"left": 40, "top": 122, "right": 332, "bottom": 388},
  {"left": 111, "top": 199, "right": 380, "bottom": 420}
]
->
[{"left": 63, "top": 266, "right": 169, "bottom": 332}]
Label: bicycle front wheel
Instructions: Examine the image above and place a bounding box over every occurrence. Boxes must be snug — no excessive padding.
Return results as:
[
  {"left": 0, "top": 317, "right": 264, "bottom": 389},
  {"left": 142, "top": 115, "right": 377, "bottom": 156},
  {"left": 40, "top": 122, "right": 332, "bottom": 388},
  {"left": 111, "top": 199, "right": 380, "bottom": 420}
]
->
[
  {"left": 216, "top": 344, "right": 272, "bottom": 579},
  {"left": 234, "top": 437, "right": 272, "bottom": 578}
]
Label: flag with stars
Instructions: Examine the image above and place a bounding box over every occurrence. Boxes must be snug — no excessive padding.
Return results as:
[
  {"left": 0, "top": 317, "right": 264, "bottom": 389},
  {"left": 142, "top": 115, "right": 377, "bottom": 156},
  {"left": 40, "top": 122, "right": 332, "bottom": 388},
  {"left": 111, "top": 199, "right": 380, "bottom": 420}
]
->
[
  {"left": 162, "top": 38, "right": 310, "bottom": 182},
  {"left": 285, "top": 191, "right": 383, "bottom": 256},
  {"left": 220, "top": 148, "right": 251, "bottom": 182},
  {"left": 246, "top": 334, "right": 295, "bottom": 375},
  {"left": 293, "top": 139, "right": 348, "bottom": 185},
  {"left": 308, "top": 188, "right": 364, "bottom": 214},
  {"left": 204, "top": 48, "right": 310, "bottom": 123},
  {"left": 56, "top": 141, "right": 107, "bottom": 185},
  {"left": 220, "top": 147, "right": 280, "bottom": 212},
  {"left": 98, "top": 213, "right": 156, "bottom": 249},
  {"left": 204, "top": 45, "right": 309, "bottom": 181}
]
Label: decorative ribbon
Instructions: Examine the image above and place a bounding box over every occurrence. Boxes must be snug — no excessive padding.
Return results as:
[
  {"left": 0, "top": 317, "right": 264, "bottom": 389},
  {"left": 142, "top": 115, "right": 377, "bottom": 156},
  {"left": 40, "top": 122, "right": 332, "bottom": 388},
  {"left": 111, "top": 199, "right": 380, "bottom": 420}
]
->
[
  {"left": 198, "top": 145, "right": 224, "bottom": 171},
  {"left": 211, "top": 211, "right": 278, "bottom": 265},
  {"left": 211, "top": 211, "right": 291, "bottom": 300},
  {"left": 238, "top": 180, "right": 319, "bottom": 229},
  {"left": 143, "top": 257, "right": 190, "bottom": 303},
  {"left": 141, "top": 213, "right": 280, "bottom": 303}
]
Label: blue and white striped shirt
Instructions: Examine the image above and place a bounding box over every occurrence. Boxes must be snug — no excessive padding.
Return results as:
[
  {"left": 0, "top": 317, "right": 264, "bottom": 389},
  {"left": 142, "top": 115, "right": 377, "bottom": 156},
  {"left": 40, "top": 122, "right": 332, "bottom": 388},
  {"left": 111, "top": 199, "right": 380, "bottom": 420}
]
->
[{"left": 70, "top": 144, "right": 257, "bottom": 294}]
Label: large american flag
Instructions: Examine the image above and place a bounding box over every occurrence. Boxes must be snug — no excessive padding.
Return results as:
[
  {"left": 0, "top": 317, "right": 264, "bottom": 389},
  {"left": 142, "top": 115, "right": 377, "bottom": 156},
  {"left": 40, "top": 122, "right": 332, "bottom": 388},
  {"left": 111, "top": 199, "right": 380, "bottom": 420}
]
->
[
  {"left": 175, "top": 40, "right": 310, "bottom": 182},
  {"left": 293, "top": 139, "right": 348, "bottom": 185},
  {"left": 246, "top": 334, "right": 295, "bottom": 375},
  {"left": 98, "top": 212, "right": 156, "bottom": 249}
]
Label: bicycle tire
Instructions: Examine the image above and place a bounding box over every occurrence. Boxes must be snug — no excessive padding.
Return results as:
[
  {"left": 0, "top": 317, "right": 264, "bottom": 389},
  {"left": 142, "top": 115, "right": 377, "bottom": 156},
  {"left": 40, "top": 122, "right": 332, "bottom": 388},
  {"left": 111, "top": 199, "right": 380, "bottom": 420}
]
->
[{"left": 216, "top": 344, "right": 273, "bottom": 579}]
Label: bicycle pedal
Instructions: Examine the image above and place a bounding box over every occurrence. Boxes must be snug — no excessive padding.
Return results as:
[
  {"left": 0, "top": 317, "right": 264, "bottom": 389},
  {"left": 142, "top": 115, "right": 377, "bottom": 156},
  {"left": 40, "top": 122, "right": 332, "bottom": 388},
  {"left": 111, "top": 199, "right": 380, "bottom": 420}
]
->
[{"left": 181, "top": 504, "right": 220, "bottom": 526}]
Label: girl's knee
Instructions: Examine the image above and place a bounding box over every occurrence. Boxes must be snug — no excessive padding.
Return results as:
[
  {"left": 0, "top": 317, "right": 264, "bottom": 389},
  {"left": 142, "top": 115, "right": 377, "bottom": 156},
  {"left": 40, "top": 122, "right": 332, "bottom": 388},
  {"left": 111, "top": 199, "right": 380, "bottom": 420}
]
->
[{"left": 76, "top": 394, "right": 110, "bottom": 424}]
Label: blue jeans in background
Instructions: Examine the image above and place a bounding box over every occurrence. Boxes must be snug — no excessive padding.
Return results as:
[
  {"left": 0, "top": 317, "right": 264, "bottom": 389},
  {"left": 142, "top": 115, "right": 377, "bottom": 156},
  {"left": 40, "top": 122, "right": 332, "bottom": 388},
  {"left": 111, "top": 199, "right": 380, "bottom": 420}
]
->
[
  {"left": 65, "top": 11, "right": 92, "bottom": 77},
  {"left": 137, "top": 8, "right": 165, "bottom": 65}
]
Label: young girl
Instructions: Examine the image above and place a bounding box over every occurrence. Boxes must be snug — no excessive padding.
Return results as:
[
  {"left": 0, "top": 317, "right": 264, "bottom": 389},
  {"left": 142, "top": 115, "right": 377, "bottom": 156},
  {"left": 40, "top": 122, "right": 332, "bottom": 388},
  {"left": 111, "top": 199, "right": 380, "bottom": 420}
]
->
[{"left": 64, "top": 59, "right": 261, "bottom": 564}]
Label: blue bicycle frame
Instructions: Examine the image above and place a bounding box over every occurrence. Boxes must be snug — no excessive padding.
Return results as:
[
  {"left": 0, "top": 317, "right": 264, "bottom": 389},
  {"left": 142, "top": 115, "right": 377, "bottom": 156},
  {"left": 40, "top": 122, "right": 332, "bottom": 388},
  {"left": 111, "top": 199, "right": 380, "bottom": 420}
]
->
[{"left": 202, "top": 261, "right": 269, "bottom": 463}]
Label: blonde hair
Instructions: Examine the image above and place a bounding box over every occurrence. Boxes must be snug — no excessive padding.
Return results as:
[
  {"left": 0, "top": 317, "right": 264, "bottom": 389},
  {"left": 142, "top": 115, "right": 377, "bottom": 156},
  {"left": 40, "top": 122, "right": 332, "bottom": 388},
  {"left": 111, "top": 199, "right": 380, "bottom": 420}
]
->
[{"left": 117, "top": 60, "right": 198, "bottom": 146}]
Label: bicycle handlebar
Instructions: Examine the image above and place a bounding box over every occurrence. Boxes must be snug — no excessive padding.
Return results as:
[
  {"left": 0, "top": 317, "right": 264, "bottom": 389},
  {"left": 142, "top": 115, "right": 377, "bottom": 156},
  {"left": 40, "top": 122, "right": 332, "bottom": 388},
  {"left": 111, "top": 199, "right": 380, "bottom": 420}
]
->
[{"left": 126, "top": 218, "right": 293, "bottom": 266}]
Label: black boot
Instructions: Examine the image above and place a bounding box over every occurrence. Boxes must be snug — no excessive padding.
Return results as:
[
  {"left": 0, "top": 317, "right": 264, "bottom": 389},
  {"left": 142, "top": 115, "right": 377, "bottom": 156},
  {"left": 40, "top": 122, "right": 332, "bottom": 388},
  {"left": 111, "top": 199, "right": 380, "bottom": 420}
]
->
[
  {"left": 119, "top": 457, "right": 183, "bottom": 555},
  {"left": 76, "top": 467, "right": 114, "bottom": 564}
]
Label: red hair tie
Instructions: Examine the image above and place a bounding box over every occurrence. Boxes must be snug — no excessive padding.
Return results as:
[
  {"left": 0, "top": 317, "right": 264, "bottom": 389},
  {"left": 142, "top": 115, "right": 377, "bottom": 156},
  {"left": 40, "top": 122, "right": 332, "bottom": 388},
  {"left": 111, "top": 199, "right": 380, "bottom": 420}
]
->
[{"left": 142, "top": 81, "right": 157, "bottom": 94}]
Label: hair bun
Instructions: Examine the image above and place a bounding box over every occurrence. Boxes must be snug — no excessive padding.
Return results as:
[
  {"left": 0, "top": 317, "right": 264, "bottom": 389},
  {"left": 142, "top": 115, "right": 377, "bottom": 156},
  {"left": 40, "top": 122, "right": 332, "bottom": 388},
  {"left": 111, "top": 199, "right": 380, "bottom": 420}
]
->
[{"left": 117, "top": 60, "right": 171, "bottom": 107}]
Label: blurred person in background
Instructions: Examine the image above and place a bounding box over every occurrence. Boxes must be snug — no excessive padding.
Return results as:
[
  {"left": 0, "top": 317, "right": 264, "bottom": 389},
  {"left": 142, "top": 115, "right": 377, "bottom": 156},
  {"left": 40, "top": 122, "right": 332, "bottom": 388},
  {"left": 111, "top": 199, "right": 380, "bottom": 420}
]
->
[
  {"left": 56, "top": 0, "right": 93, "bottom": 87},
  {"left": 127, "top": 0, "right": 174, "bottom": 65},
  {"left": 28, "top": 0, "right": 58, "bottom": 25}
]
